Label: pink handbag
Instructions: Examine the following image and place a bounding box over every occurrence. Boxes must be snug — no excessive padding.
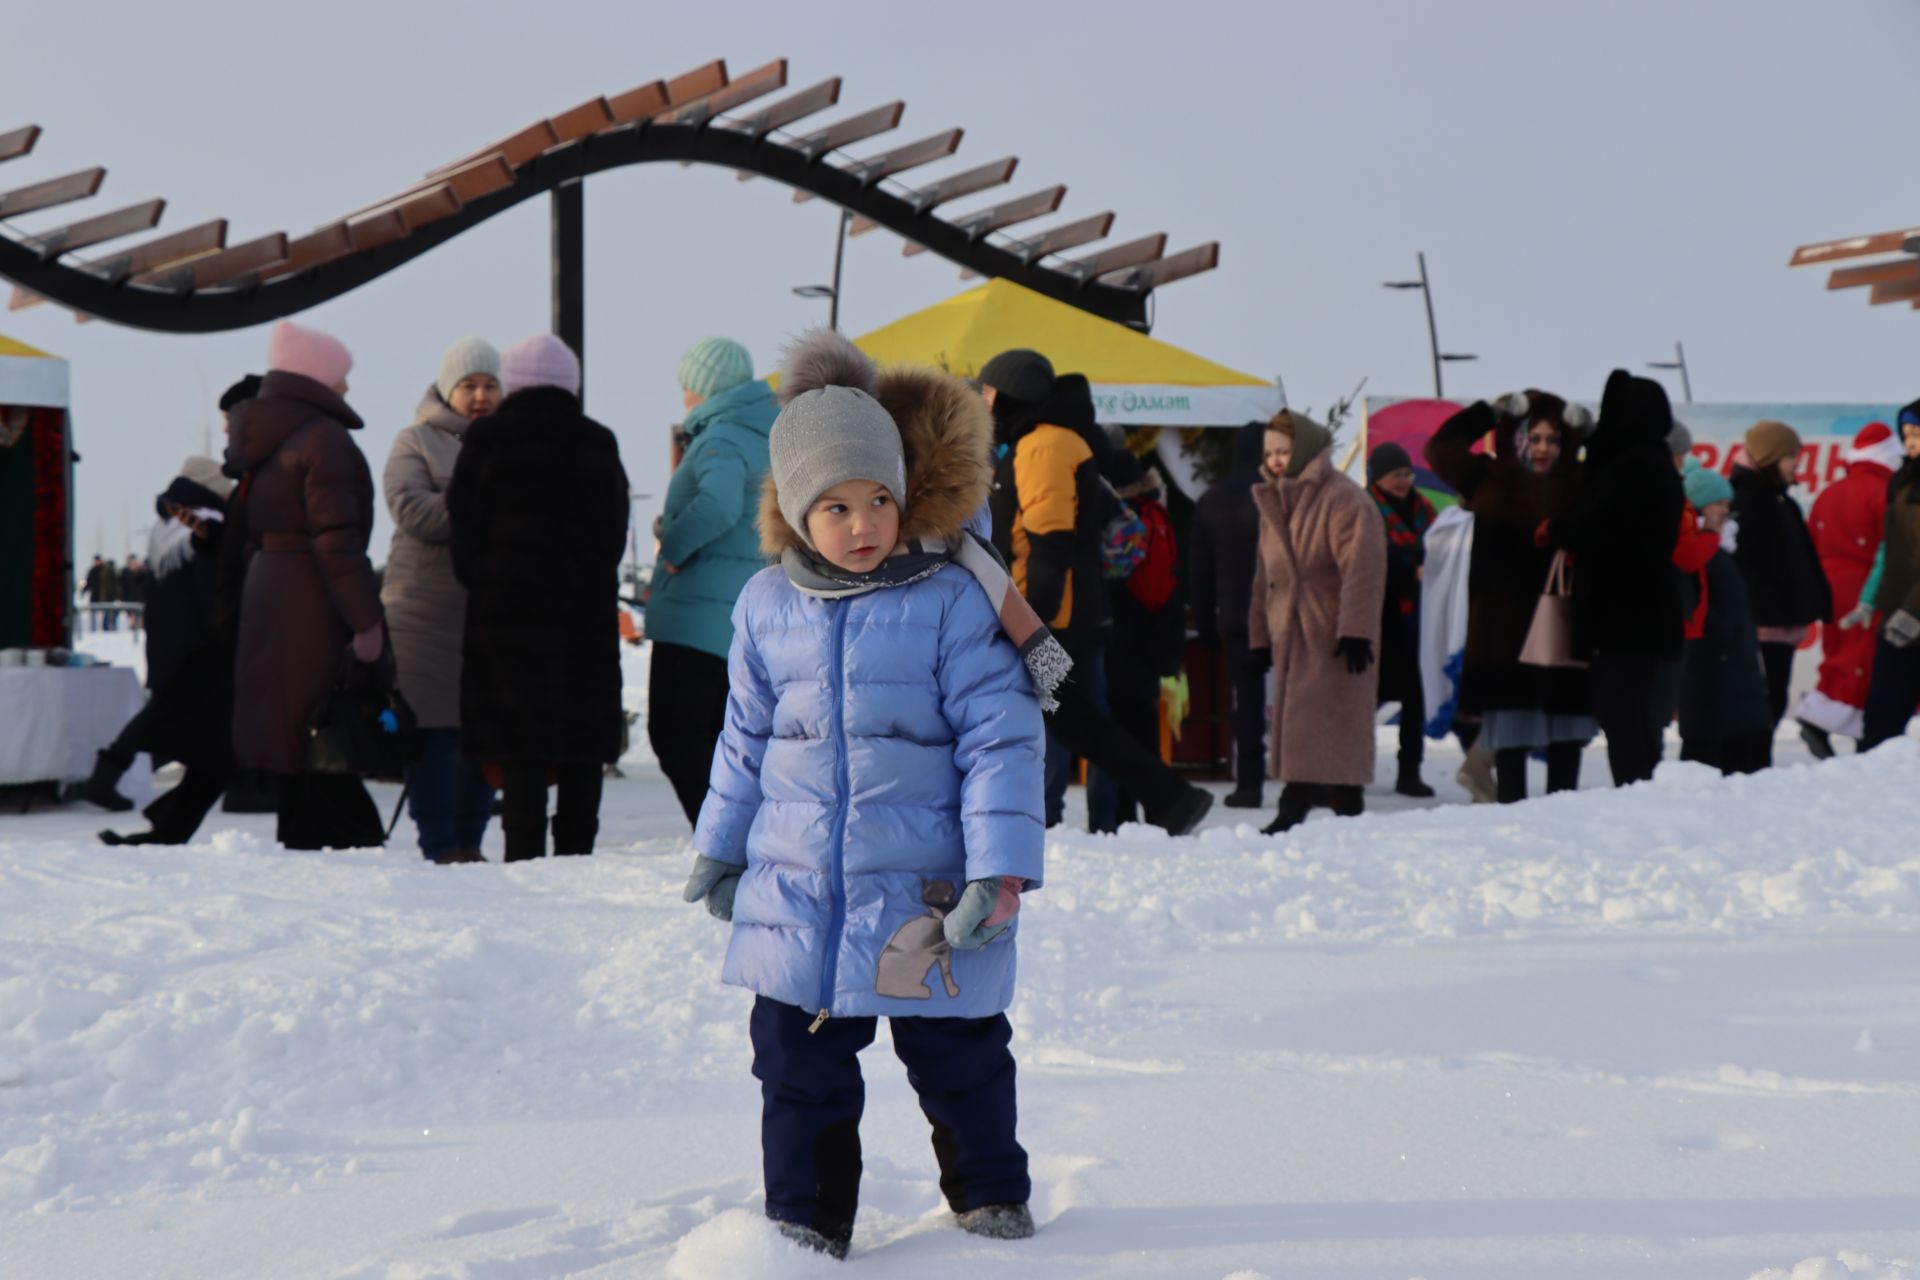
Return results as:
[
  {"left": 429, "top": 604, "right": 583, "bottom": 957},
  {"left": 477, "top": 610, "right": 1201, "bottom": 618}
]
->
[{"left": 1518, "top": 552, "right": 1586, "bottom": 670}]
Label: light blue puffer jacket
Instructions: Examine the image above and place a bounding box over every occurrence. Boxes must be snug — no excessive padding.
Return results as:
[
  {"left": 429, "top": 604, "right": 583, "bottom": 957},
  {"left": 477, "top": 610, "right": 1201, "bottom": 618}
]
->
[
  {"left": 691, "top": 356, "right": 1045, "bottom": 1020},
  {"left": 694, "top": 564, "right": 1046, "bottom": 1019}
]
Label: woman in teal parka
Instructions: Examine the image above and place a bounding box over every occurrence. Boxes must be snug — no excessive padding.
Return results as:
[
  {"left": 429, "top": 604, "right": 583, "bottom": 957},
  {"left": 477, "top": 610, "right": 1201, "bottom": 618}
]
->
[
  {"left": 682, "top": 331, "right": 1056, "bottom": 1259},
  {"left": 647, "top": 338, "right": 778, "bottom": 823}
]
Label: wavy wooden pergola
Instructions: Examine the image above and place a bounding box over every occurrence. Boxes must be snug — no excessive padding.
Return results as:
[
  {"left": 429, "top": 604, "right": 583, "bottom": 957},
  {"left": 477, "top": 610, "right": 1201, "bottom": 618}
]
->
[
  {"left": 0, "top": 59, "right": 1220, "bottom": 372},
  {"left": 1789, "top": 224, "right": 1920, "bottom": 310}
]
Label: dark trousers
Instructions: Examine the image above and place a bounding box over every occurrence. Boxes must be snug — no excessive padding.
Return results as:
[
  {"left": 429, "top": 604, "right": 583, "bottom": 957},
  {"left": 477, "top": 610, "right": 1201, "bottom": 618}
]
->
[
  {"left": 1759, "top": 641, "right": 1797, "bottom": 730},
  {"left": 1648, "top": 658, "right": 1682, "bottom": 761},
  {"left": 1493, "top": 742, "right": 1582, "bottom": 803},
  {"left": 277, "top": 773, "right": 384, "bottom": 850},
  {"left": 404, "top": 728, "right": 494, "bottom": 860},
  {"left": 648, "top": 641, "right": 732, "bottom": 826},
  {"left": 1043, "top": 641, "right": 1189, "bottom": 826},
  {"left": 1092, "top": 695, "right": 1162, "bottom": 832},
  {"left": 499, "top": 761, "right": 604, "bottom": 861},
  {"left": 1589, "top": 652, "right": 1664, "bottom": 786},
  {"left": 750, "top": 996, "right": 1028, "bottom": 1247},
  {"left": 1224, "top": 634, "right": 1269, "bottom": 788},
  {"left": 1680, "top": 733, "right": 1771, "bottom": 776},
  {"left": 102, "top": 700, "right": 153, "bottom": 770},
  {"left": 1045, "top": 644, "right": 1107, "bottom": 828},
  {"left": 1387, "top": 642, "right": 1426, "bottom": 777},
  {"left": 1862, "top": 635, "right": 1920, "bottom": 751}
]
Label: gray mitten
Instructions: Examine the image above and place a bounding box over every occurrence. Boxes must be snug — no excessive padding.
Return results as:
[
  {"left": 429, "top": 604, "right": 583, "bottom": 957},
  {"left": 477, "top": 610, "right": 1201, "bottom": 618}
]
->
[
  {"left": 943, "top": 876, "right": 1019, "bottom": 951},
  {"left": 1886, "top": 609, "right": 1920, "bottom": 650},
  {"left": 683, "top": 854, "right": 743, "bottom": 921}
]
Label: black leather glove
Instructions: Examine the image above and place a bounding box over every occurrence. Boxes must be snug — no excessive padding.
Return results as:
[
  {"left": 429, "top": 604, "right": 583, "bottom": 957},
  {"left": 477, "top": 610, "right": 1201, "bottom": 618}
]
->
[{"left": 1334, "top": 636, "right": 1374, "bottom": 675}]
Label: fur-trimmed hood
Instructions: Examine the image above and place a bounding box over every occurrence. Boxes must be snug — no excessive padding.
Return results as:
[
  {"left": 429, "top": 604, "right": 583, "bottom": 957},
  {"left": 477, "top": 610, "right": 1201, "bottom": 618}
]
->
[{"left": 759, "top": 332, "right": 993, "bottom": 556}]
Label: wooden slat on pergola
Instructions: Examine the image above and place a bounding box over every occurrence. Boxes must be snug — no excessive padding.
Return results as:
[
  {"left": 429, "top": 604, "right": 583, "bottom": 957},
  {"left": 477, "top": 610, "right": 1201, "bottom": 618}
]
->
[
  {"left": 1790, "top": 225, "right": 1920, "bottom": 310},
  {"left": 0, "top": 57, "right": 1219, "bottom": 333}
]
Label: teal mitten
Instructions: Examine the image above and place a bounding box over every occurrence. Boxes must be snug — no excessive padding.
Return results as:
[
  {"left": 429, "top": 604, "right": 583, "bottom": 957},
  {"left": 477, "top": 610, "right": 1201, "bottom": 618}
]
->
[
  {"left": 683, "top": 855, "right": 743, "bottom": 921},
  {"left": 943, "top": 876, "right": 1023, "bottom": 951}
]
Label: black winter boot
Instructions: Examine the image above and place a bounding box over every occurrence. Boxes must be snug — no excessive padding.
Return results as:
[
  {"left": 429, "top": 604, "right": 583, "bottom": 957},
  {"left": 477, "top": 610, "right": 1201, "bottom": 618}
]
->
[
  {"left": 1223, "top": 783, "right": 1264, "bottom": 809},
  {"left": 1394, "top": 765, "right": 1435, "bottom": 798},
  {"left": 1798, "top": 721, "right": 1836, "bottom": 760},
  {"left": 776, "top": 1220, "right": 850, "bottom": 1260},
  {"left": 1327, "top": 785, "right": 1365, "bottom": 818},
  {"left": 1261, "top": 784, "right": 1317, "bottom": 835},
  {"left": 956, "top": 1202, "right": 1036, "bottom": 1240},
  {"left": 79, "top": 751, "right": 133, "bottom": 812},
  {"left": 1155, "top": 785, "right": 1214, "bottom": 836}
]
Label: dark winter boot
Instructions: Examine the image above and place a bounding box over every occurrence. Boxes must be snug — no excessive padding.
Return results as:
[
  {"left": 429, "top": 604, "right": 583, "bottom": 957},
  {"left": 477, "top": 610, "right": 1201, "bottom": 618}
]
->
[
  {"left": 429, "top": 847, "right": 487, "bottom": 865},
  {"left": 1223, "top": 783, "right": 1264, "bottom": 809},
  {"left": 1798, "top": 721, "right": 1835, "bottom": 760},
  {"left": 1327, "top": 785, "right": 1365, "bottom": 818},
  {"left": 1154, "top": 785, "right": 1214, "bottom": 836},
  {"left": 776, "top": 1220, "right": 850, "bottom": 1261},
  {"left": 1260, "top": 784, "right": 1317, "bottom": 836},
  {"left": 1393, "top": 765, "right": 1435, "bottom": 799},
  {"left": 956, "top": 1202, "right": 1036, "bottom": 1240},
  {"left": 79, "top": 751, "right": 134, "bottom": 812}
]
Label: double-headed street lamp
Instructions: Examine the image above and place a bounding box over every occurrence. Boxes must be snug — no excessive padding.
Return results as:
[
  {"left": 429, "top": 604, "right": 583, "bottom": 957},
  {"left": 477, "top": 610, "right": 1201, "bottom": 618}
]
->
[
  {"left": 1647, "top": 340, "right": 1694, "bottom": 403},
  {"left": 1383, "top": 251, "right": 1477, "bottom": 398}
]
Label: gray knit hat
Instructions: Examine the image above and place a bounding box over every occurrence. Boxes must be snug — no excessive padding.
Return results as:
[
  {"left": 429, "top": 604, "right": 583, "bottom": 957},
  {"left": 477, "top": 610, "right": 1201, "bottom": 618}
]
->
[
  {"left": 1667, "top": 418, "right": 1693, "bottom": 458},
  {"left": 978, "top": 348, "right": 1054, "bottom": 406},
  {"left": 436, "top": 337, "right": 501, "bottom": 402},
  {"left": 769, "top": 386, "right": 906, "bottom": 547}
]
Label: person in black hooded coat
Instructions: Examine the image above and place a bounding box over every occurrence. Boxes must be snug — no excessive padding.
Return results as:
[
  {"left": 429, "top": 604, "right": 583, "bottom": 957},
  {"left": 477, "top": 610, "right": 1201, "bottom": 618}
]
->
[
  {"left": 1188, "top": 422, "right": 1269, "bottom": 806},
  {"left": 1548, "top": 370, "right": 1686, "bottom": 786},
  {"left": 447, "top": 336, "right": 628, "bottom": 861}
]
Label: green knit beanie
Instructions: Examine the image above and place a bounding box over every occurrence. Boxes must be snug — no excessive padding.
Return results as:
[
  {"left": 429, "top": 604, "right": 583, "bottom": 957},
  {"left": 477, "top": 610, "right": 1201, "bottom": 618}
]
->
[{"left": 677, "top": 338, "right": 754, "bottom": 399}]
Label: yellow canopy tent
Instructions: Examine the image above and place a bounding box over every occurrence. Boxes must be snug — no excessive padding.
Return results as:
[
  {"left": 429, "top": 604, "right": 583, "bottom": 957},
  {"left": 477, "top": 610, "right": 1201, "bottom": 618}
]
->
[{"left": 847, "top": 278, "right": 1280, "bottom": 428}]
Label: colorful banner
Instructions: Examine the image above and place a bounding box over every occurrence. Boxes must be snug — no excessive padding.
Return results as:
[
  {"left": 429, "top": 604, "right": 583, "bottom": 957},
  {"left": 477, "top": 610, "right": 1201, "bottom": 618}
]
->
[{"left": 1362, "top": 397, "right": 1903, "bottom": 506}]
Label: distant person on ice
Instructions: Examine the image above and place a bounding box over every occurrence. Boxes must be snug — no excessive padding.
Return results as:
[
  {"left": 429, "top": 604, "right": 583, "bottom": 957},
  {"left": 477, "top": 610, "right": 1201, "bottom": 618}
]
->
[
  {"left": 645, "top": 337, "right": 777, "bottom": 827},
  {"left": 1797, "top": 420, "right": 1903, "bottom": 755},
  {"left": 1727, "top": 419, "right": 1831, "bottom": 765},
  {"left": 381, "top": 337, "right": 503, "bottom": 864},
  {"left": 1426, "top": 392, "right": 1595, "bottom": 803},
  {"left": 1856, "top": 403, "right": 1920, "bottom": 750},
  {"left": 1250, "top": 409, "right": 1386, "bottom": 833},
  {"left": 226, "top": 321, "right": 389, "bottom": 850},
  {"left": 447, "top": 335, "right": 629, "bottom": 861},
  {"left": 682, "top": 331, "right": 1052, "bottom": 1260}
]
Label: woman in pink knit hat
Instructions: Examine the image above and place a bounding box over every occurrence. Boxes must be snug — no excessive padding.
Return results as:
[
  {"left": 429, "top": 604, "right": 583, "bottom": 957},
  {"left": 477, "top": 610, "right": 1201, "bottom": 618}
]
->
[{"left": 226, "top": 319, "right": 390, "bottom": 849}]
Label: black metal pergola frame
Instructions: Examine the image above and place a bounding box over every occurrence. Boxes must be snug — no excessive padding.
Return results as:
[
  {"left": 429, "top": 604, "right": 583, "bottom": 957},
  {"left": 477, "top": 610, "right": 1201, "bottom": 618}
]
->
[{"left": 0, "top": 59, "right": 1224, "bottom": 391}]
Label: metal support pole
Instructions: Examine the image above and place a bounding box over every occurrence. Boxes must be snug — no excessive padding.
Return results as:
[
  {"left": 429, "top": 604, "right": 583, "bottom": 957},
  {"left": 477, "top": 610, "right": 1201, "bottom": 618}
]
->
[
  {"left": 829, "top": 208, "right": 849, "bottom": 332},
  {"left": 1418, "top": 251, "right": 1443, "bottom": 399},
  {"left": 551, "top": 181, "right": 585, "bottom": 399},
  {"left": 1674, "top": 340, "right": 1693, "bottom": 403}
]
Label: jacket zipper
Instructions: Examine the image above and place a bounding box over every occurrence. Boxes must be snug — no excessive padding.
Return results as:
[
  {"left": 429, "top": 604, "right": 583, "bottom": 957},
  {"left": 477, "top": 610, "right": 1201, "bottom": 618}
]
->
[{"left": 812, "top": 600, "right": 852, "bottom": 1033}]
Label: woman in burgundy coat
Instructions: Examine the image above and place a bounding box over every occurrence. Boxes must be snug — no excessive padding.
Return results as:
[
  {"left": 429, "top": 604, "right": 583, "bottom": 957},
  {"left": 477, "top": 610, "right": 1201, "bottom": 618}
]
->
[{"left": 226, "top": 321, "right": 387, "bottom": 850}]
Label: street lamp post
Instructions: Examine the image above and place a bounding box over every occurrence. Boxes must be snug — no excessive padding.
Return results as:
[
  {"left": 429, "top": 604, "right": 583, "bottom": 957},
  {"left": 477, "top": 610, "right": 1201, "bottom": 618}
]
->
[
  {"left": 792, "top": 208, "right": 851, "bottom": 331},
  {"left": 1383, "top": 250, "right": 1476, "bottom": 398},
  {"left": 1647, "top": 340, "right": 1693, "bottom": 403}
]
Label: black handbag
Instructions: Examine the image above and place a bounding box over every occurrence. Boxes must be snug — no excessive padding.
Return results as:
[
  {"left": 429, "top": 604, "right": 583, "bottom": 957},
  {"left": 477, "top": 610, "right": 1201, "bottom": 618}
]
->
[{"left": 304, "top": 648, "right": 422, "bottom": 776}]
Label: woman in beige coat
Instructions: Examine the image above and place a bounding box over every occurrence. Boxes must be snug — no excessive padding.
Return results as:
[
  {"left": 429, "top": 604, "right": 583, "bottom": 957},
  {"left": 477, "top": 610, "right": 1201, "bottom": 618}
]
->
[
  {"left": 1249, "top": 411, "right": 1387, "bottom": 834},
  {"left": 382, "top": 338, "right": 501, "bottom": 863}
]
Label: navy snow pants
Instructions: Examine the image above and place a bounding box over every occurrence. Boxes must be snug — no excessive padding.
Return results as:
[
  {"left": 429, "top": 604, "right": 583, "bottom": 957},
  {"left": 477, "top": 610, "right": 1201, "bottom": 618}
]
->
[{"left": 749, "top": 995, "right": 1029, "bottom": 1247}]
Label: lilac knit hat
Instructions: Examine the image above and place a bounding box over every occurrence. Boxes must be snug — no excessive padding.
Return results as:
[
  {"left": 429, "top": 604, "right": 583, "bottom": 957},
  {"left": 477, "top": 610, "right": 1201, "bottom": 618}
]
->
[{"left": 500, "top": 334, "right": 581, "bottom": 396}]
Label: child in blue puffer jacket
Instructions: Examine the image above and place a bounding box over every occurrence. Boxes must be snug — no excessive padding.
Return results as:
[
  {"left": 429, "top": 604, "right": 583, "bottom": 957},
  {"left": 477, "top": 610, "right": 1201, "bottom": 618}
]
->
[{"left": 682, "top": 332, "right": 1062, "bottom": 1260}]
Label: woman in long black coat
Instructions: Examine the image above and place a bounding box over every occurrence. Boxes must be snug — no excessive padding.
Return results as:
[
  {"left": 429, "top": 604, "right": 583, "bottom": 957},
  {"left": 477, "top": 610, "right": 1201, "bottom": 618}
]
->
[
  {"left": 447, "top": 335, "right": 629, "bottom": 861},
  {"left": 1728, "top": 420, "right": 1831, "bottom": 760},
  {"left": 1425, "top": 392, "right": 1594, "bottom": 802}
]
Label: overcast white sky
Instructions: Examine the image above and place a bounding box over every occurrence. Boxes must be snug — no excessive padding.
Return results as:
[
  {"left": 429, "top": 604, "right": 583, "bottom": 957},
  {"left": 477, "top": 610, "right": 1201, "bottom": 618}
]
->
[{"left": 6, "top": 0, "right": 1919, "bottom": 561}]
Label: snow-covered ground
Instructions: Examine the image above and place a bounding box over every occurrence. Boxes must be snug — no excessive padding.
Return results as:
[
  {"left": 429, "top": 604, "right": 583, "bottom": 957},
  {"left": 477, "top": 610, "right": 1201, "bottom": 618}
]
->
[{"left": 3, "top": 639, "right": 1917, "bottom": 1278}]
